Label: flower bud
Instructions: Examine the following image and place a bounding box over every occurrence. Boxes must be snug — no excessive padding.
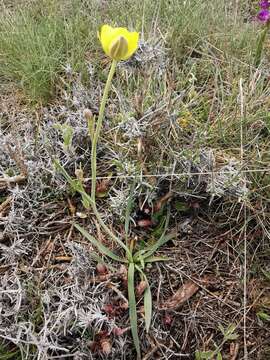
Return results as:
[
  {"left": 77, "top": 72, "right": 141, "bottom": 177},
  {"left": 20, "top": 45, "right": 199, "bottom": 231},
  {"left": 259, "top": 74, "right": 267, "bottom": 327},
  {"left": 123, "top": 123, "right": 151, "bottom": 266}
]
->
[
  {"left": 83, "top": 108, "right": 95, "bottom": 140},
  {"left": 108, "top": 36, "right": 129, "bottom": 60},
  {"left": 75, "top": 168, "right": 84, "bottom": 181},
  {"left": 83, "top": 108, "right": 93, "bottom": 121}
]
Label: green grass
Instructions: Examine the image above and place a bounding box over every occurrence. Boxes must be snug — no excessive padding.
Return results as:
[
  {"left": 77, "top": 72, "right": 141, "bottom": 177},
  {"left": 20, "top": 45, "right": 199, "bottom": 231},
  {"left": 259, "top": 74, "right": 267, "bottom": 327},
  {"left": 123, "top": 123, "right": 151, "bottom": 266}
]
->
[
  {"left": 0, "top": 0, "right": 97, "bottom": 102},
  {"left": 0, "top": 341, "right": 21, "bottom": 360},
  {"left": 0, "top": 0, "right": 261, "bottom": 103}
]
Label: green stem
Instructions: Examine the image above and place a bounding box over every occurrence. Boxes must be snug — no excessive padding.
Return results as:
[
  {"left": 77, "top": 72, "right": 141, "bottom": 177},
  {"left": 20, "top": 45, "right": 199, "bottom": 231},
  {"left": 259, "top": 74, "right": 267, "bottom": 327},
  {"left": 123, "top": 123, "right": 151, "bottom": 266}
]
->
[
  {"left": 89, "top": 59, "right": 132, "bottom": 260},
  {"left": 254, "top": 22, "right": 270, "bottom": 68},
  {"left": 91, "top": 59, "right": 117, "bottom": 203}
]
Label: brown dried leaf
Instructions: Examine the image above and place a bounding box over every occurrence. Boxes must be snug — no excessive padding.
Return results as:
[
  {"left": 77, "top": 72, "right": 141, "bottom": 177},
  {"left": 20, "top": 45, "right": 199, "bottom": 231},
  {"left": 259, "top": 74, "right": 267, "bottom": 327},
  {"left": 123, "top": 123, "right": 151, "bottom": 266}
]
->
[
  {"left": 67, "top": 198, "right": 76, "bottom": 216},
  {"left": 96, "top": 173, "right": 113, "bottom": 198},
  {"left": 119, "top": 264, "right": 128, "bottom": 282},
  {"left": 96, "top": 263, "right": 108, "bottom": 275},
  {"left": 112, "top": 326, "right": 129, "bottom": 336},
  {"left": 160, "top": 280, "right": 199, "bottom": 310},
  {"left": 136, "top": 280, "right": 147, "bottom": 297},
  {"left": 137, "top": 219, "right": 153, "bottom": 227},
  {"left": 0, "top": 196, "right": 12, "bottom": 217},
  {"left": 100, "top": 336, "right": 111, "bottom": 355},
  {"left": 154, "top": 191, "right": 172, "bottom": 212}
]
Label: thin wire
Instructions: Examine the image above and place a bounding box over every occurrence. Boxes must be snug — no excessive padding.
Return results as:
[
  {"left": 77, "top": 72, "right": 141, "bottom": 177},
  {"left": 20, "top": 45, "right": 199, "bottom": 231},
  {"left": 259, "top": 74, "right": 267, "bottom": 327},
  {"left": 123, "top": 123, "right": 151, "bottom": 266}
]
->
[
  {"left": 239, "top": 78, "right": 248, "bottom": 360},
  {"left": 83, "top": 167, "right": 270, "bottom": 181}
]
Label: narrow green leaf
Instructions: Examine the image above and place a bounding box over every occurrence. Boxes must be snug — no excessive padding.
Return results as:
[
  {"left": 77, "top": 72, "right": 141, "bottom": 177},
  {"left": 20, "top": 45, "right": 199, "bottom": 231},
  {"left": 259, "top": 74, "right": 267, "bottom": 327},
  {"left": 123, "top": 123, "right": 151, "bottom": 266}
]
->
[
  {"left": 76, "top": 189, "right": 132, "bottom": 258},
  {"left": 74, "top": 223, "right": 127, "bottom": 263},
  {"left": 134, "top": 232, "right": 176, "bottom": 261},
  {"left": 144, "top": 278, "right": 152, "bottom": 333},
  {"left": 226, "top": 333, "right": 239, "bottom": 340},
  {"left": 254, "top": 25, "right": 269, "bottom": 68},
  {"left": 134, "top": 266, "right": 152, "bottom": 333},
  {"left": 262, "top": 268, "right": 270, "bottom": 281},
  {"left": 151, "top": 215, "right": 166, "bottom": 237},
  {"left": 257, "top": 311, "right": 270, "bottom": 322},
  {"left": 175, "top": 201, "right": 189, "bottom": 213},
  {"left": 128, "top": 263, "right": 141, "bottom": 360},
  {"left": 55, "top": 159, "right": 132, "bottom": 258},
  {"left": 218, "top": 323, "right": 225, "bottom": 336},
  {"left": 134, "top": 211, "right": 175, "bottom": 261},
  {"left": 54, "top": 159, "right": 75, "bottom": 185},
  {"left": 143, "top": 256, "right": 170, "bottom": 263},
  {"left": 0, "top": 351, "right": 21, "bottom": 360},
  {"left": 54, "top": 159, "right": 83, "bottom": 193},
  {"left": 195, "top": 350, "right": 215, "bottom": 360},
  {"left": 125, "top": 180, "right": 136, "bottom": 236},
  {"left": 217, "top": 352, "right": 223, "bottom": 360}
]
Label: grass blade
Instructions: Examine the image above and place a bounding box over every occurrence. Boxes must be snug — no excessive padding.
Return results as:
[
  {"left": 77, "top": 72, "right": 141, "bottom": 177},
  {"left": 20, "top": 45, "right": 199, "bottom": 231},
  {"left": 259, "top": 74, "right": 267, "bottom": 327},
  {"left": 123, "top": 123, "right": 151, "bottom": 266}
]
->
[
  {"left": 254, "top": 25, "right": 269, "bottom": 68},
  {"left": 133, "top": 211, "right": 172, "bottom": 260},
  {"left": 128, "top": 263, "right": 141, "bottom": 360},
  {"left": 54, "top": 159, "right": 132, "bottom": 257},
  {"left": 140, "top": 231, "right": 176, "bottom": 260},
  {"left": 75, "top": 223, "right": 127, "bottom": 263},
  {"left": 54, "top": 159, "right": 79, "bottom": 189},
  {"left": 134, "top": 232, "right": 176, "bottom": 261},
  {"left": 76, "top": 189, "right": 132, "bottom": 258},
  {"left": 144, "top": 256, "right": 170, "bottom": 263},
  {"left": 143, "top": 277, "right": 152, "bottom": 333},
  {"left": 88, "top": 252, "right": 116, "bottom": 272},
  {"left": 125, "top": 179, "right": 136, "bottom": 236},
  {"left": 134, "top": 266, "right": 152, "bottom": 333}
]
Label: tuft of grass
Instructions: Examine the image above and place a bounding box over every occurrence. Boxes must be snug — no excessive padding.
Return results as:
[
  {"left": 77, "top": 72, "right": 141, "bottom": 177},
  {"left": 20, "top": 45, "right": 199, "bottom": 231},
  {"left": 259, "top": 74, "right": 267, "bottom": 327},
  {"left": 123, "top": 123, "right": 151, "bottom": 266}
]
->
[
  {"left": 0, "top": 0, "right": 97, "bottom": 102},
  {"left": 0, "top": 341, "right": 21, "bottom": 360}
]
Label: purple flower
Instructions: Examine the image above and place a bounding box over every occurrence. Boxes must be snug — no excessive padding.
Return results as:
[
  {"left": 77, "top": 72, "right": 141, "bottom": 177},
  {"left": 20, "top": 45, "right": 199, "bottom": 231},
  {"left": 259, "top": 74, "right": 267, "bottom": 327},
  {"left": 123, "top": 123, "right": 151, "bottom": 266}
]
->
[
  {"left": 257, "top": 9, "right": 270, "bottom": 22},
  {"left": 259, "top": 1, "right": 270, "bottom": 9}
]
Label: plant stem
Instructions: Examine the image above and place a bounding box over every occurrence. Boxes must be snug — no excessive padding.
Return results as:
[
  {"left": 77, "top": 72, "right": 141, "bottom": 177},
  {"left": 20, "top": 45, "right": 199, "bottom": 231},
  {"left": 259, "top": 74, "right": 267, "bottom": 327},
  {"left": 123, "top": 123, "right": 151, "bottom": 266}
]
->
[
  {"left": 254, "top": 22, "right": 270, "bottom": 68},
  {"left": 89, "top": 59, "right": 132, "bottom": 259},
  {"left": 91, "top": 59, "right": 117, "bottom": 203}
]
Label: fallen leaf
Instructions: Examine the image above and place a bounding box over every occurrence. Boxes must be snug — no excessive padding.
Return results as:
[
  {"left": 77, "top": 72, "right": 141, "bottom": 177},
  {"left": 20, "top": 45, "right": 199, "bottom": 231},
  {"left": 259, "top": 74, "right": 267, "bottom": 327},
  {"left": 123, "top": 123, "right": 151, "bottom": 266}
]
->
[
  {"left": 154, "top": 191, "right": 172, "bottom": 212},
  {"left": 163, "top": 313, "right": 173, "bottom": 326},
  {"left": 137, "top": 219, "right": 154, "bottom": 227},
  {"left": 160, "top": 280, "right": 199, "bottom": 310},
  {"left": 96, "top": 173, "right": 113, "bottom": 197},
  {"left": 100, "top": 336, "right": 111, "bottom": 355},
  {"left": 136, "top": 280, "right": 147, "bottom": 297},
  {"left": 96, "top": 263, "right": 108, "bottom": 275},
  {"left": 112, "top": 326, "right": 129, "bottom": 336},
  {"left": 76, "top": 211, "right": 87, "bottom": 219},
  {"left": 230, "top": 342, "right": 240, "bottom": 360},
  {"left": 67, "top": 198, "right": 76, "bottom": 216}
]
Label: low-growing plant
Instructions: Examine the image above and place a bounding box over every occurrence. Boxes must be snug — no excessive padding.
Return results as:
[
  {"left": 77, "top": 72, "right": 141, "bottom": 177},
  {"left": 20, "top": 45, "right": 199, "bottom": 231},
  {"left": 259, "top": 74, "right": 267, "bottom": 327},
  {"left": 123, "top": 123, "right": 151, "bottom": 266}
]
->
[
  {"left": 55, "top": 24, "right": 175, "bottom": 359},
  {"left": 195, "top": 323, "right": 239, "bottom": 360}
]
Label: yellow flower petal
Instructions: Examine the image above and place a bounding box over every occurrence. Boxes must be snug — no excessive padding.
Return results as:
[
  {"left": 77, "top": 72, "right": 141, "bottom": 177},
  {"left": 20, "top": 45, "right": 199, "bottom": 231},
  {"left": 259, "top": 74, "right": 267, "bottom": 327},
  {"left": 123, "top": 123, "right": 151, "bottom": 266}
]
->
[
  {"left": 122, "top": 31, "right": 139, "bottom": 60},
  {"left": 98, "top": 24, "right": 139, "bottom": 61},
  {"left": 99, "top": 25, "right": 115, "bottom": 57}
]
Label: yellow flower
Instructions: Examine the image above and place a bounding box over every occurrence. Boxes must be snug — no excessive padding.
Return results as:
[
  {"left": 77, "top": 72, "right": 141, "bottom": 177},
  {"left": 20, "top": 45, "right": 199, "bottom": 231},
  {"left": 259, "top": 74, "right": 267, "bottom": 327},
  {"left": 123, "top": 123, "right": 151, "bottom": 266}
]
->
[
  {"left": 178, "top": 118, "right": 189, "bottom": 129},
  {"left": 98, "top": 25, "right": 139, "bottom": 61}
]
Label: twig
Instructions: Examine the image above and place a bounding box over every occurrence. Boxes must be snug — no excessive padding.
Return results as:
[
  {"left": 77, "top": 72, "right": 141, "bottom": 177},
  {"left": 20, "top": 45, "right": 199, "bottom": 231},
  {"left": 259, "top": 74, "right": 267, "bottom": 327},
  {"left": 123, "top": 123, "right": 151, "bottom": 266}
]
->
[
  {"left": 0, "top": 174, "right": 26, "bottom": 187},
  {"left": 0, "top": 196, "right": 12, "bottom": 216}
]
